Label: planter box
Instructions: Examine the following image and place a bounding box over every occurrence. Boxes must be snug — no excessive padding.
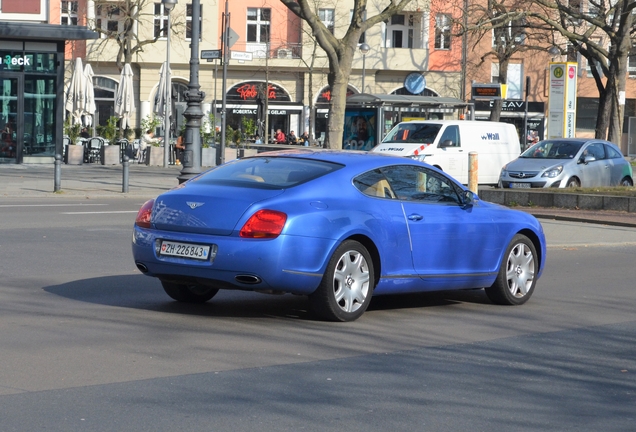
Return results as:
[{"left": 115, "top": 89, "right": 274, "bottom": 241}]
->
[
  {"left": 238, "top": 148, "right": 258, "bottom": 158},
  {"left": 224, "top": 147, "right": 237, "bottom": 163},
  {"left": 100, "top": 145, "right": 120, "bottom": 165},
  {"left": 146, "top": 146, "right": 164, "bottom": 166},
  {"left": 64, "top": 144, "right": 84, "bottom": 165},
  {"left": 201, "top": 147, "right": 216, "bottom": 167}
]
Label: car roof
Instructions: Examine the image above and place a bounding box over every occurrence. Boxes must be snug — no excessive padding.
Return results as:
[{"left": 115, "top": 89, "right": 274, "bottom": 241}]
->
[{"left": 249, "top": 148, "right": 412, "bottom": 169}]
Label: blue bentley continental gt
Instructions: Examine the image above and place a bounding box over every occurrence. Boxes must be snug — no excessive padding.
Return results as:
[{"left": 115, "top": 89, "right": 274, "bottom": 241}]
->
[{"left": 132, "top": 149, "right": 546, "bottom": 322}]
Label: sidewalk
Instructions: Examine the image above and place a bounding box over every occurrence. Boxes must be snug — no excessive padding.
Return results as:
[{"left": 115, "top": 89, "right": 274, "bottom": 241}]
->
[
  {"left": 1, "top": 163, "right": 634, "bottom": 228},
  {"left": 0, "top": 163, "right": 183, "bottom": 199}
]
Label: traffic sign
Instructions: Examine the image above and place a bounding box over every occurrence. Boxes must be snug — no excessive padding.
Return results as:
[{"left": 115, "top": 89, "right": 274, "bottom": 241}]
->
[
  {"left": 220, "top": 27, "right": 239, "bottom": 49},
  {"left": 201, "top": 49, "right": 222, "bottom": 60}
]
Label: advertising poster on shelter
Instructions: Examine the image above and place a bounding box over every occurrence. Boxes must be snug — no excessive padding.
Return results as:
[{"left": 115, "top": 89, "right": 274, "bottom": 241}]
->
[{"left": 343, "top": 109, "right": 376, "bottom": 150}]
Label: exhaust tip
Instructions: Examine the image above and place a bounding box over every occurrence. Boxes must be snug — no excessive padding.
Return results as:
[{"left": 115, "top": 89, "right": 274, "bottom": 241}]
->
[
  {"left": 235, "top": 274, "right": 262, "bottom": 285},
  {"left": 136, "top": 262, "right": 149, "bottom": 273}
]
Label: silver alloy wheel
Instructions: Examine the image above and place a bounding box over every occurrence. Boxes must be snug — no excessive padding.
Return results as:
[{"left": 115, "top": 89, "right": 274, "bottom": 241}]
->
[
  {"left": 505, "top": 242, "right": 535, "bottom": 298},
  {"left": 332, "top": 249, "right": 371, "bottom": 313}
]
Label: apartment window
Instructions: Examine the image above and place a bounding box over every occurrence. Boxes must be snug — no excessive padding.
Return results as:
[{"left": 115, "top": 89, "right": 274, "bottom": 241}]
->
[
  {"left": 586, "top": 38, "right": 604, "bottom": 77},
  {"left": 492, "top": 19, "right": 526, "bottom": 47},
  {"left": 434, "top": 14, "right": 451, "bottom": 50},
  {"left": 319, "top": 9, "right": 335, "bottom": 34},
  {"left": 247, "top": 8, "right": 271, "bottom": 43},
  {"left": 385, "top": 13, "right": 415, "bottom": 48},
  {"left": 586, "top": 0, "right": 601, "bottom": 17},
  {"left": 61, "top": 1, "right": 78, "bottom": 26},
  {"left": 186, "top": 3, "right": 203, "bottom": 41},
  {"left": 629, "top": 49, "right": 636, "bottom": 77},
  {"left": 153, "top": 3, "right": 169, "bottom": 38},
  {"left": 96, "top": 3, "right": 123, "bottom": 38}
]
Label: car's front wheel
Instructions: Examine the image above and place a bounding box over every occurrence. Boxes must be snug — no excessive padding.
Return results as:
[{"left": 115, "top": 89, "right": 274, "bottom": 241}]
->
[
  {"left": 566, "top": 177, "right": 580, "bottom": 188},
  {"left": 161, "top": 281, "right": 219, "bottom": 303},
  {"left": 485, "top": 234, "right": 537, "bottom": 306},
  {"left": 620, "top": 176, "right": 634, "bottom": 187},
  {"left": 309, "top": 240, "right": 374, "bottom": 322}
]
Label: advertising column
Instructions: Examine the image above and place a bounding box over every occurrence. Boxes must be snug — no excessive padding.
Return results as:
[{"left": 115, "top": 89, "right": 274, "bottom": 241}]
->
[{"left": 547, "top": 62, "right": 578, "bottom": 138}]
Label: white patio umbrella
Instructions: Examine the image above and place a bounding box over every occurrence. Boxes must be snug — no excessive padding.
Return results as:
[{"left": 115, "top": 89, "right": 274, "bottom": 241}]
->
[
  {"left": 64, "top": 57, "right": 85, "bottom": 125},
  {"left": 114, "top": 63, "right": 136, "bottom": 131},
  {"left": 153, "top": 61, "right": 170, "bottom": 119},
  {"left": 83, "top": 63, "right": 96, "bottom": 127}
]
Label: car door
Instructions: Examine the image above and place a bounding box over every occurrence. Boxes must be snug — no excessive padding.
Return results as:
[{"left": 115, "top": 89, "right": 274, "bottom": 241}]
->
[
  {"left": 604, "top": 144, "right": 625, "bottom": 185},
  {"left": 435, "top": 125, "right": 466, "bottom": 183},
  {"left": 580, "top": 142, "right": 611, "bottom": 187},
  {"left": 382, "top": 165, "right": 501, "bottom": 290}
]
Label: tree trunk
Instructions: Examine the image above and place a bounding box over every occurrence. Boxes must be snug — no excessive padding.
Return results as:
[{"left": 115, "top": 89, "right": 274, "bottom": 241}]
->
[
  {"left": 489, "top": 57, "right": 509, "bottom": 122},
  {"left": 326, "top": 69, "right": 351, "bottom": 149}
]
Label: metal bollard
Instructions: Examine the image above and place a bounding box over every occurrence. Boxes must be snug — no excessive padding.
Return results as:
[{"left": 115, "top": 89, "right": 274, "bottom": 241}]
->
[
  {"left": 468, "top": 151, "right": 478, "bottom": 194},
  {"left": 54, "top": 154, "right": 62, "bottom": 192},
  {"left": 122, "top": 155, "right": 129, "bottom": 193}
]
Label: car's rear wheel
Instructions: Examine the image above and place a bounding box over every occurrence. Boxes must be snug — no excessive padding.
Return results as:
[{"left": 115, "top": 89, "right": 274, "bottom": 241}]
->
[
  {"left": 620, "top": 176, "right": 634, "bottom": 187},
  {"left": 309, "top": 240, "right": 374, "bottom": 322},
  {"left": 161, "top": 281, "right": 219, "bottom": 303},
  {"left": 566, "top": 177, "right": 580, "bottom": 188},
  {"left": 485, "top": 234, "right": 537, "bottom": 306}
]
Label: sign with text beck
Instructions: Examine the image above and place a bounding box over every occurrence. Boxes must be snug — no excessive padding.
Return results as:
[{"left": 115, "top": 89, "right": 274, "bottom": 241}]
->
[{"left": 548, "top": 62, "right": 578, "bottom": 138}]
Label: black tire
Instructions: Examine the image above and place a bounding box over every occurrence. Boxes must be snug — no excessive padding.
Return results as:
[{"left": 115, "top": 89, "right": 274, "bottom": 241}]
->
[
  {"left": 485, "top": 234, "right": 537, "bottom": 306},
  {"left": 161, "top": 281, "right": 219, "bottom": 303},
  {"left": 566, "top": 177, "right": 580, "bottom": 188},
  {"left": 309, "top": 240, "right": 374, "bottom": 322},
  {"left": 620, "top": 176, "right": 634, "bottom": 187}
]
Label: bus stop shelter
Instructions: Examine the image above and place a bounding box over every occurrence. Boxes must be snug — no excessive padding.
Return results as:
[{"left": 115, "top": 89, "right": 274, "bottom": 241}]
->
[{"left": 344, "top": 93, "right": 475, "bottom": 148}]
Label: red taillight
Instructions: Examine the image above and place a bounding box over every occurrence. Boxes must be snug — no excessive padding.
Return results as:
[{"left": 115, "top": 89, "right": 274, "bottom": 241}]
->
[
  {"left": 239, "top": 210, "right": 287, "bottom": 238},
  {"left": 135, "top": 199, "right": 155, "bottom": 228}
]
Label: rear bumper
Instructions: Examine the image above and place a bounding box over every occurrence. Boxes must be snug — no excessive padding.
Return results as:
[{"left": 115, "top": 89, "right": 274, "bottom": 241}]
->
[{"left": 131, "top": 226, "right": 334, "bottom": 295}]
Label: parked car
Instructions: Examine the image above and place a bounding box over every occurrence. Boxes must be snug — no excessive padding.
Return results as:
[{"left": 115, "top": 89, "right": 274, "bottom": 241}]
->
[
  {"left": 371, "top": 120, "right": 520, "bottom": 185},
  {"left": 132, "top": 149, "right": 546, "bottom": 322},
  {"left": 499, "top": 138, "right": 634, "bottom": 188}
]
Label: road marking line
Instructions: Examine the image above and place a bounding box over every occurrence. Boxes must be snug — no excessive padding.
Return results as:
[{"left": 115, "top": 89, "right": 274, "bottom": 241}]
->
[
  {"left": 0, "top": 204, "right": 108, "bottom": 208},
  {"left": 61, "top": 211, "right": 139, "bottom": 214}
]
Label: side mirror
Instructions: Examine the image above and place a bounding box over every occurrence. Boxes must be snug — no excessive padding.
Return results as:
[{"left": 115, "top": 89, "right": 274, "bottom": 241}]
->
[
  {"left": 580, "top": 154, "right": 596, "bottom": 164},
  {"left": 439, "top": 139, "right": 454, "bottom": 148},
  {"left": 461, "top": 190, "right": 475, "bottom": 208}
]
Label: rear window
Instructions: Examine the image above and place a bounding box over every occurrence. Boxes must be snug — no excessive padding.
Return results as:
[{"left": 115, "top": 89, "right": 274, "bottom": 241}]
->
[
  {"left": 382, "top": 123, "right": 442, "bottom": 144},
  {"left": 194, "top": 157, "right": 343, "bottom": 188}
]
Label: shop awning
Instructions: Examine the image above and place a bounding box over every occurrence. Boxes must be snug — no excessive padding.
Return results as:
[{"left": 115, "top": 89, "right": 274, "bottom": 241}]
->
[{"left": 0, "top": 22, "right": 98, "bottom": 41}]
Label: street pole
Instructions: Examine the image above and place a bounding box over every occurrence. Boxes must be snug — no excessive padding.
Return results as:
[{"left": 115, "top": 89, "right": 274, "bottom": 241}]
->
[
  {"left": 162, "top": 0, "right": 176, "bottom": 167},
  {"left": 359, "top": 43, "right": 370, "bottom": 93},
  {"left": 177, "top": 0, "right": 204, "bottom": 183},
  {"left": 523, "top": 76, "right": 530, "bottom": 151},
  {"left": 264, "top": 42, "right": 269, "bottom": 144},
  {"left": 220, "top": 0, "right": 229, "bottom": 164}
]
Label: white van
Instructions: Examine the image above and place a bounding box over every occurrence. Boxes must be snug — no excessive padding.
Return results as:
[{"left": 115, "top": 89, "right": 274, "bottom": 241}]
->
[{"left": 371, "top": 120, "right": 520, "bottom": 185}]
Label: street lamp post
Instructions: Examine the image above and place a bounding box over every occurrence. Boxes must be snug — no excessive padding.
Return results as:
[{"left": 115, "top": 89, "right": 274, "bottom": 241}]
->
[
  {"left": 162, "top": 0, "right": 177, "bottom": 168},
  {"left": 359, "top": 43, "right": 370, "bottom": 93},
  {"left": 178, "top": 0, "right": 205, "bottom": 183}
]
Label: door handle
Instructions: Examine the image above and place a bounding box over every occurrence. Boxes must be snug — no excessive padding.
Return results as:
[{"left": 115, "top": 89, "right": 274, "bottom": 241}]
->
[{"left": 408, "top": 214, "right": 424, "bottom": 221}]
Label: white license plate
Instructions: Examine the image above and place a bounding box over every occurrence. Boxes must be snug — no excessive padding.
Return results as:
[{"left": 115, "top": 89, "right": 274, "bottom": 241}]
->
[
  {"left": 510, "top": 182, "right": 531, "bottom": 189},
  {"left": 159, "top": 240, "right": 211, "bottom": 260}
]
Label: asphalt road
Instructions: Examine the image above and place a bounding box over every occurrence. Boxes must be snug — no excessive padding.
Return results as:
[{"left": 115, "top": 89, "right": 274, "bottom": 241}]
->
[{"left": 0, "top": 197, "right": 635, "bottom": 431}]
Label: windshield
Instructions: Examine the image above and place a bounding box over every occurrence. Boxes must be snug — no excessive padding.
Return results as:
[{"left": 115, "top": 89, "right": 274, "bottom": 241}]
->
[
  {"left": 520, "top": 140, "right": 583, "bottom": 159},
  {"left": 382, "top": 123, "right": 442, "bottom": 144},
  {"left": 193, "top": 157, "right": 343, "bottom": 188}
]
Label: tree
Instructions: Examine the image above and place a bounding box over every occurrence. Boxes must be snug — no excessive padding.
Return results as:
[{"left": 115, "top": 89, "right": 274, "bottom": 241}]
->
[
  {"left": 88, "top": 0, "right": 184, "bottom": 71},
  {"left": 280, "top": 0, "right": 417, "bottom": 149},
  {"left": 459, "top": 0, "right": 553, "bottom": 121},
  {"left": 529, "top": 0, "right": 636, "bottom": 143}
]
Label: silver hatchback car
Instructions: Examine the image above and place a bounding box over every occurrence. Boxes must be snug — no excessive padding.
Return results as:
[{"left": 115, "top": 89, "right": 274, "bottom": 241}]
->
[{"left": 499, "top": 138, "right": 634, "bottom": 188}]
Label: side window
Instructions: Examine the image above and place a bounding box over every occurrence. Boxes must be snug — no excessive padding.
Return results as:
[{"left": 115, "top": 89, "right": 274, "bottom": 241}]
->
[
  {"left": 353, "top": 170, "right": 395, "bottom": 199},
  {"left": 605, "top": 144, "right": 623, "bottom": 159},
  {"left": 585, "top": 142, "right": 606, "bottom": 160},
  {"left": 381, "top": 165, "right": 461, "bottom": 204},
  {"left": 438, "top": 125, "right": 460, "bottom": 147}
]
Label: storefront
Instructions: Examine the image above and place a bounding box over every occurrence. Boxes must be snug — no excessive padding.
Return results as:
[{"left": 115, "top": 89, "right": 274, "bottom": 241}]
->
[
  {"left": 0, "top": 23, "right": 96, "bottom": 163},
  {"left": 218, "top": 81, "right": 303, "bottom": 142}
]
